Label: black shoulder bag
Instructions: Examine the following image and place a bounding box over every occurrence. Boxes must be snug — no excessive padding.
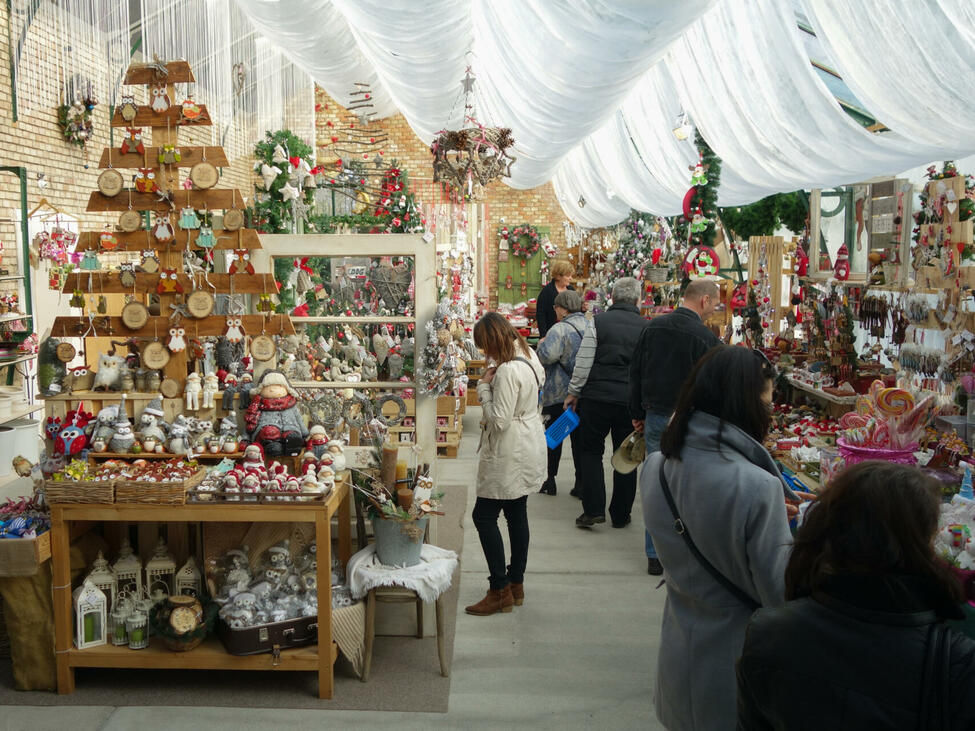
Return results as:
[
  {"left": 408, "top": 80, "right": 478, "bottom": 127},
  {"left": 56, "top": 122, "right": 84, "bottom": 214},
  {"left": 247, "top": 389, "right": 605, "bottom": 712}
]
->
[{"left": 657, "top": 462, "right": 761, "bottom": 612}]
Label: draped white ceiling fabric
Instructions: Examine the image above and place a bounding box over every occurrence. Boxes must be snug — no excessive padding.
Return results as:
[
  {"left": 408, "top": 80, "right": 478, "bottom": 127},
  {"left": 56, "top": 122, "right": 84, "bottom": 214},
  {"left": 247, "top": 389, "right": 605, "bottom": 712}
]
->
[{"left": 233, "top": 0, "right": 975, "bottom": 228}]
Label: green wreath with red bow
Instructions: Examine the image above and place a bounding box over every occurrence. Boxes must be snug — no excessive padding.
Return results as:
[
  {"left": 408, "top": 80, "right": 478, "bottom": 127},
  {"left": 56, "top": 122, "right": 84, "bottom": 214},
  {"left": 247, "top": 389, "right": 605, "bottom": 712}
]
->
[{"left": 500, "top": 223, "right": 540, "bottom": 261}]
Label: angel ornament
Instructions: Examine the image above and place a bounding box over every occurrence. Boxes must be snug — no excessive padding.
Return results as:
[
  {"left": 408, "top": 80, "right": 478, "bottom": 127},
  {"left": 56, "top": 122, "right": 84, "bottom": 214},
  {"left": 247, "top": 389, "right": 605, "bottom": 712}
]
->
[
  {"left": 225, "top": 318, "right": 245, "bottom": 343},
  {"left": 167, "top": 327, "right": 187, "bottom": 352}
]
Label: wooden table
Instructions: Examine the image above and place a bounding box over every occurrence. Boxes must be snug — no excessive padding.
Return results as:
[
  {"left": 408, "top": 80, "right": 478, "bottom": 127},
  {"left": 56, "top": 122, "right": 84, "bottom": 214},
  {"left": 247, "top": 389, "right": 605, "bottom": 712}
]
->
[{"left": 50, "top": 481, "right": 351, "bottom": 699}]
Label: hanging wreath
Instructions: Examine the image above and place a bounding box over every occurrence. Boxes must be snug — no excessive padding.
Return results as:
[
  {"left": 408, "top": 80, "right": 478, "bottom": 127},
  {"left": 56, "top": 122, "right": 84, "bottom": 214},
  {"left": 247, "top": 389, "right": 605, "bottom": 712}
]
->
[
  {"left": 500, "top": 223, "right": 541, "bottom": 261},
  {"left": 57, "top": 102, "right": 94, "bottom": 148}
]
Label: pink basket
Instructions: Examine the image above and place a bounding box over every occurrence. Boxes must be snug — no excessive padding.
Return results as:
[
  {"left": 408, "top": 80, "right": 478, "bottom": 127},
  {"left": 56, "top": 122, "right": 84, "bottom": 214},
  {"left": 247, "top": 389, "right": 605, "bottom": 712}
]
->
[{"left": 837, "top": 438, "right": 918, "bottom": 466}]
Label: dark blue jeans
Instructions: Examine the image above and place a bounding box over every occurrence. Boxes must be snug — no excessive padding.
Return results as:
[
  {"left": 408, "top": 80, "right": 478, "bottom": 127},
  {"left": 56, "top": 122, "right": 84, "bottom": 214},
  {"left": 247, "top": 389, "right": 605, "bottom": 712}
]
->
[
  {"left": 472, "top": 495, "right": 530, "bottom": 590},
  {"left": 643, "top": 411, "right": 671, "bottom": 559}
]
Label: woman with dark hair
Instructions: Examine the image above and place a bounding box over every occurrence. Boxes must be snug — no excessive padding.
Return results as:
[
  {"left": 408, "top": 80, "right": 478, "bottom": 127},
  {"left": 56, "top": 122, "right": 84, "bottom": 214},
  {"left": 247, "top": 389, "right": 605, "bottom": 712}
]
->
[
  {"left": 738, "top": 461, "right": 975, "bottom": 729},
  {"left": 465, "top": 312, "right": 546, "bottom": 616},
  {"left": 640, "top": 345, "right": 794, "bottom": 731}
]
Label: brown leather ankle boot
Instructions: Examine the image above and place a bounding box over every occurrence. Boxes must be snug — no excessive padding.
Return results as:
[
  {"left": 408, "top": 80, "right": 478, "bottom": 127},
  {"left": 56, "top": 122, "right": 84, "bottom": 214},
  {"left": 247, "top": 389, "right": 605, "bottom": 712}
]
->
[
  {"left": 510, "top": 582, "right": 524, "bottom": 606},
  {"left": 465, "top": 585, "right": 514, "bottom": 616}
]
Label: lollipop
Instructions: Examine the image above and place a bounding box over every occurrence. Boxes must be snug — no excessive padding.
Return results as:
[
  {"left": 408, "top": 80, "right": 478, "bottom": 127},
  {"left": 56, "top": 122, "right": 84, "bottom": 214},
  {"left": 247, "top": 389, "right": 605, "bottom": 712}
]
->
[
  {"left": 869, "top": 379, "right": 885, "bottom": 405},
  {"left": 871, "top": 421, "right": 891, "bottom": 448},
  {"left": 856, "top": 396, "right": 873, "bottom": 417},
  {"left": 876, "top": 388, "right": 915, "bottom": 417},
  {"left": 839, "top": 412, "right": 869, "bottom": 429}
]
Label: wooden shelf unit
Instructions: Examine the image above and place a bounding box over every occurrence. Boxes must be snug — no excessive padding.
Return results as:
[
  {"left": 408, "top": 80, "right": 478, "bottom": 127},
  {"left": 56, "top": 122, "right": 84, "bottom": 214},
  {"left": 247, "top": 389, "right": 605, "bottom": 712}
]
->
[{"left": 51, "top": 481, "right": 352, "bottom": 699}]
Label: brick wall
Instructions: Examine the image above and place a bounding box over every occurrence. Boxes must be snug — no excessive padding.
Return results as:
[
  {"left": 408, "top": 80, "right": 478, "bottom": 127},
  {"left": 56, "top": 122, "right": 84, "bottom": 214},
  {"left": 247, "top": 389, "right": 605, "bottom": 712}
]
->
[{"left": 315, "top": 87, "right": 575, "bottom": 308}]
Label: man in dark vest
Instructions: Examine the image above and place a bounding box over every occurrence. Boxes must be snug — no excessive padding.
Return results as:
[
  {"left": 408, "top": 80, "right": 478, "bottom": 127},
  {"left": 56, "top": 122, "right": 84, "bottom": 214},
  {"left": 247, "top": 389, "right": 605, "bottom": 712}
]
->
[
  {"left": 565, "top": 277, "right": 649, "bottom": 529},
  {"left": 629, "top": 277, "right": 721, "bottom": 574}
]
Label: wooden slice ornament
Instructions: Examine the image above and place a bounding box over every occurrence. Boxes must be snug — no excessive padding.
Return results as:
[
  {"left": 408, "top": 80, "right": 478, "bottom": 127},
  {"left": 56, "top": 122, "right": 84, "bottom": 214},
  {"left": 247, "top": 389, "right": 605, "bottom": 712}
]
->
[
  {"left": 159, "top": 376, "right": 180, "bottom": 399},
  {"left": 55, "top": 342, "right": 77, "bottom": 363},
  {"left": 222, "top": 207, "right": 244, "bottom": 231},
  {"left": 143, "top": 341, "right": 171, "bottom": 370},
  {"left": 189, "top": 161, "right": 219, "bottom": 189},
  {"left": 121, "top": 301, "right": 150, "bottom": 330},
  {"left": 186, "top": 289, "right": 214, "bottom": 318},
  {"left": 250, "top": 334, "right": 276, "bottom": 362},
  {"left": 119, "top": 209, "right": 143, "bottom": 232},
  {"left": 98, "top": 168, "right": 124, "bottom": 197}
]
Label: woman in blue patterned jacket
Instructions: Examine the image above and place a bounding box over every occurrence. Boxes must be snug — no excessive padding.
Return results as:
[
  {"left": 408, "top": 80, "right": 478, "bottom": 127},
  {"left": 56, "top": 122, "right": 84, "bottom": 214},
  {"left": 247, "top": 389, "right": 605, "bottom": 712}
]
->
[{"left": 535, "top": 289, "right": 586, "bottom": 496}]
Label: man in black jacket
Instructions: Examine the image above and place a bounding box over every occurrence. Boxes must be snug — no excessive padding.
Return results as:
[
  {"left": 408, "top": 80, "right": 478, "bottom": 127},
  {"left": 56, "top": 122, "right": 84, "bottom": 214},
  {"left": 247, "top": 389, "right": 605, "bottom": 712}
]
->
[
  {"left": 565, "top": 278, "right": 649, "bottom": 530},
  {"left": 629, "top": 278, "right": 721, "bottom": 574}
]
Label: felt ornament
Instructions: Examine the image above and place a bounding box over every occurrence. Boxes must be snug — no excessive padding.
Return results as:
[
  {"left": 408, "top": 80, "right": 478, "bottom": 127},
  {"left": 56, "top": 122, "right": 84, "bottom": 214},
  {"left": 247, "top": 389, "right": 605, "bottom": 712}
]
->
[
  {"left": 150, "top": 84, "right": 171, "bottom": 113},
  {"left": 99, "top": 232, "right": 119, "bottom": 251},
  {"left": 134, "top": 168, "right": 157, "bottom": 193},
  {"left": 197, "top": 224, "right": 216, "bottom": 250},
  {"left": 180, "top": 96, "right": 203, "bottom": 121},
  {"left": 157, "top": 269, "right": 184, "bottom": 294},
  {"left": 152, "top": 214, "right": 175, "bottom": 243},
  {"left": 119, "top": 94, "right": 138, "bottom": 122},
  {"left": 224, "top": 317, "right": 245, "bottom": 343},
  {"left": 260, "top": 163, "right": 281, "bottom": 190},
  {"left": 139, "top": 250, "right": 160, "bottom": 274},
  {"left": 228, "top": 249, "right": 254, "bottom": 275},
  {"left": 834, "top": 243, "right": 850, "bottom": 281},
  {"left": 167, "top": 327, "right": 187, "bottom": 352},
  {"left": 119, "top": 127, "right": 144, "bottom": 156},
  {"left": 272, "top": 144, "right": 288, "bottom": 164},
  {"left": 118, "top": 262, "right": 136, "bottom": 288},
  {"left": 280, "top": 181, "right": 299, "bottom": 202},
  {"left": 69, "top": 289, "right": 85, "bottom": 308},
  {"left": 80, "top": 250, "right": 100, "bottom": 271},
  {"left": 158, "top": 144, "right": 181, "bottom": 165},
  {"left": 295, "top": 158, "right": 314, "bottom": 187},
  {"left": 505, "top": 274, "right": 513, "bottom": 290}
]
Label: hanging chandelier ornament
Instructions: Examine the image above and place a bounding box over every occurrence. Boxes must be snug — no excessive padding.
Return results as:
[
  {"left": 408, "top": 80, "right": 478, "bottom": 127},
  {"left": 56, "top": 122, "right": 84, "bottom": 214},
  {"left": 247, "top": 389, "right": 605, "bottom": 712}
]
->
[{"left": 430, "top": 67, "right": 516, "bottom": 197}]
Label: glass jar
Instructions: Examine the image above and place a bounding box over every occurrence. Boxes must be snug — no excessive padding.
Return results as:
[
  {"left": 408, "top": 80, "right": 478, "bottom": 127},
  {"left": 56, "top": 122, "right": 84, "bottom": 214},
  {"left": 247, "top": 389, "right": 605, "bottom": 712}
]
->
[
  {"left": 125, "top": 611, "right": 148, "bottom": 649},
  {"left": 109, "top": 606, "right": 129, "bottom": 646}
]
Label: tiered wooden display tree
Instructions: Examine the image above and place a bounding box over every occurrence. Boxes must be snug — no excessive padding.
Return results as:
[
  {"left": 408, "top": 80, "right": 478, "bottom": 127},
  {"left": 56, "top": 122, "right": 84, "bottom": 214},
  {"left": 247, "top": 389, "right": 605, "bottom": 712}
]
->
[{"left": 49, "top": 60, "right": 292, "bottom": 427}]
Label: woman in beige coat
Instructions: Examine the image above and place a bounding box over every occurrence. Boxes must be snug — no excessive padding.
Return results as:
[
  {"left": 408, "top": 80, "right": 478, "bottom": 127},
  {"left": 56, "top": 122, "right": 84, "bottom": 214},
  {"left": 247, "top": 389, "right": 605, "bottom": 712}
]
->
[{"left": 466, "top": 312, "right": 547, "bottom": 616}]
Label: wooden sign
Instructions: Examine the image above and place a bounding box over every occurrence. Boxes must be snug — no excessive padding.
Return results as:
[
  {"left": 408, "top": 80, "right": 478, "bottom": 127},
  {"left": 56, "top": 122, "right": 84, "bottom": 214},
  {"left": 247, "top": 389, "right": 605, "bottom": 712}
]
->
[
  {"left": 186, "top": 290, "right": 214, "bottom": 318},
  {"left": 189, "top": 161, "right": 219, "bottom": 189},
  {"left": 121, "top": 301, "right": 150, "bottom": 330},
  {"left": 118, "top": 210, "right": 143, "bottom": 232},
  {"left": 250, "top": 334, "right": 276, "bottom": 362},
  {"left": 55, "top": 342, "right": 76, "bottom": 363},
  {"left": 143, "top": 341, "right": 171, "bottom": 370},
  {"left": 97, "top": 169, "right": 124, "bottom": 197},
  {"left": 159, "top": 377, "right": 180, "bottom": 398},
  {"left": 222, "top": 208, "right": 244, "bottom": 231}
]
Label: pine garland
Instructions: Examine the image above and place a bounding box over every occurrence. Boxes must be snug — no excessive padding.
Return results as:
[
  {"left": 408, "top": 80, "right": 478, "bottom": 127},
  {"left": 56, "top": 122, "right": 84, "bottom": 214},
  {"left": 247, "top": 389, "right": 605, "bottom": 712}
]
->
[{"left": 249, "top": 130, "right": 316, "bottom": 234}]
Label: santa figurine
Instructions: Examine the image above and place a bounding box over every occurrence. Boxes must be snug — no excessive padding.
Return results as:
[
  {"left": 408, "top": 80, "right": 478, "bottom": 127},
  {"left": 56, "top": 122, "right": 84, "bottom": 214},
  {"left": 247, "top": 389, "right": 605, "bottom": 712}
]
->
[
  {"left": 834, "top": 243, "right": 850, "bottom": 281},
  {"left": 306, "top": 424, "right": 329, "bottom": 460},
  {"left": 244, "top": 370, "right": 309, "bottom": 457}
]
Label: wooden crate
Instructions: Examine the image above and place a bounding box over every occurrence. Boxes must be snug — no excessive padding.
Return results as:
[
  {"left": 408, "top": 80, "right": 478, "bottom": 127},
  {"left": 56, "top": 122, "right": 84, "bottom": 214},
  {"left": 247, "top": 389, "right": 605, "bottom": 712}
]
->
[{"left": 0, "top": 530, "right": 51, "bottom": 576}]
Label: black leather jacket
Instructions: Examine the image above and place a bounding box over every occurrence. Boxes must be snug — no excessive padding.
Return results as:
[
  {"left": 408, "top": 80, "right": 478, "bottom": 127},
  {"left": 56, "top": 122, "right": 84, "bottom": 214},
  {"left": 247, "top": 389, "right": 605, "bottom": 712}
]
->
[{"left": 737, "top": 574, "right": 975, "bottom": 730}]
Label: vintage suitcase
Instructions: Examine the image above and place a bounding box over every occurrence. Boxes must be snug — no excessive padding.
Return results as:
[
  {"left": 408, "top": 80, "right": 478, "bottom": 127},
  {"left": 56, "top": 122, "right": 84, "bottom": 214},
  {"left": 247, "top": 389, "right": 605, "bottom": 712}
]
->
[{"left": 216, "top": 615, "right": 318, "bottom": 655}]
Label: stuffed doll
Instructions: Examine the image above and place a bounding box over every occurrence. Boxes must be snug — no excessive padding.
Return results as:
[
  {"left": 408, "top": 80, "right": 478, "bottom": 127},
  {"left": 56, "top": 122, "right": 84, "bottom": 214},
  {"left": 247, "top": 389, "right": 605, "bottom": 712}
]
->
[{"left": 244, "top": 369, "right": 309, "bottom": 457}]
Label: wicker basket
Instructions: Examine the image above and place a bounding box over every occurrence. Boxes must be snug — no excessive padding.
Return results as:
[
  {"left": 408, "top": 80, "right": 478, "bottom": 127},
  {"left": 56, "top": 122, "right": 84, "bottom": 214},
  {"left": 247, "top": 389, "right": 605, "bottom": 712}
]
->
[
  {"left": 645, "top": 267, "right": 669, "bottom": 283},
  {"left": 44, "top": 479, "right": 115, "bottom": 504},
  {"left": 115, "top": 469, "right": 206, "bottom": 505}
]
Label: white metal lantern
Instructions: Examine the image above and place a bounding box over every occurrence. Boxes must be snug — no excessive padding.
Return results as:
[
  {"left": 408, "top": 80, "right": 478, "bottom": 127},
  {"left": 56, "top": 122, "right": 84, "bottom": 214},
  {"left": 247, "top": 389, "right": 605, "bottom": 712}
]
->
[
  {"left": 109, "top": 603, "right": 130, "bottom": 646},
  {"left": 112, "top": 538, "right": 142, "bottom": 598},
  {"left": 145, "top": 537, "right": 176, "bottom": 602},
  {"left": 72, "top": 578, "right": 107, "bottom": 650},
  {"left": 86, "top": 550, "right": 117, "bottom": 613},
  {"left": 174, "top": 556, "right": 202, "bottom": 597}
]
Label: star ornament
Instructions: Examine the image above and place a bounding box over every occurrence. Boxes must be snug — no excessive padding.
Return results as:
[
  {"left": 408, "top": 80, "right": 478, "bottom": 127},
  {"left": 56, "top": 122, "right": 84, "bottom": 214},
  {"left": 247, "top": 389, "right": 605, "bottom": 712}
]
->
[
  {"left": 280, "top": 181, "right": 300, "bottom": 202},
  {"left": 462, "top": 71, "right": 476, "bottom": 94}
]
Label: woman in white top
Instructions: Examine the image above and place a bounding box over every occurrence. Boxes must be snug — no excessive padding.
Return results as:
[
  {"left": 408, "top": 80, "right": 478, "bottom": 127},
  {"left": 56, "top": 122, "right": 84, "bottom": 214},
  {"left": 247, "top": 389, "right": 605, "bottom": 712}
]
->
[{"left": 466, "top": 312, "right": 547, "bottom": 616}]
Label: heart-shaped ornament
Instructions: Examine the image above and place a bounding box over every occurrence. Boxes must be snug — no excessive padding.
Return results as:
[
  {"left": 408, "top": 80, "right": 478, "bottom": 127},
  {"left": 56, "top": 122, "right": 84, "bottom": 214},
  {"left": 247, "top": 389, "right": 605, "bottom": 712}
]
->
[
  {"left": 372, "top": 333, "right": 390, "bottom": 364},
  {"left": 947, "top": 201, "right": 958, "bottom": 215}
]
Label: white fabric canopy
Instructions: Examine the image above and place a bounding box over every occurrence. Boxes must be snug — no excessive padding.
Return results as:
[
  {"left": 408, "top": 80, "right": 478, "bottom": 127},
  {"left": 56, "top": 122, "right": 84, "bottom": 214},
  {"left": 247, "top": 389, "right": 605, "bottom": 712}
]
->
[{"left": 233, "top": 0, "right": 975, "bottom": 228}]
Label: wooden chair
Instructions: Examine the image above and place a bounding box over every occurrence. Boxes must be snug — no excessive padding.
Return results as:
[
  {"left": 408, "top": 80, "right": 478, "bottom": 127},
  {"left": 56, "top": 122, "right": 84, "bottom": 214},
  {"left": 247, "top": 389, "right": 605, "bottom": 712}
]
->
[{"left": 353, "top": 495, "right": 449, "bottom": 680}]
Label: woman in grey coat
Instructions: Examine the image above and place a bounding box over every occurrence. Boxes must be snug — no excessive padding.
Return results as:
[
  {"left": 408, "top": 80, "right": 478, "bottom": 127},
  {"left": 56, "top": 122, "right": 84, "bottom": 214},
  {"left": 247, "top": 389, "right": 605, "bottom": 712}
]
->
[{"left": 640, "top": 346, "right": 795, "bottom": 731}]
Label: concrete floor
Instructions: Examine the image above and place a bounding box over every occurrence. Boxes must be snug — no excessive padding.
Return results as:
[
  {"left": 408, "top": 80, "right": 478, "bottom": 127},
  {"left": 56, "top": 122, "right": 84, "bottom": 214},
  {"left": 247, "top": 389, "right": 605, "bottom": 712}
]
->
[{"left": 3, "top": 406, "right": 666, "bottom": 731}]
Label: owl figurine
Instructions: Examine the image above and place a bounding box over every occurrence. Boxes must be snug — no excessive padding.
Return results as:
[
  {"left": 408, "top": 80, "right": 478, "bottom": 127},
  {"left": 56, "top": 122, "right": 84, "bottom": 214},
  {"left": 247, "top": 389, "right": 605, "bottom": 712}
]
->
[
  {"left": 158, "top": 144, "right": 181, "bottom": 165},
  {"left": 178, "top": 207, "right": 201, "bottom": 230},
  {"left": 55, "top": 423, "right": 88, "bottom": 457},
  {"left": 157, "top": 269, "right": 184, "bottom": 294},
  {"left": 228, "top": 249, "right": 254, "bottom": 275},
  {"left": 152, "top": 214, "right": 175, "bottom": 243},
  {"left": 80, "top": 250, "right": 100, "bottom": 271},
  {"left": 197, "top": 224, "right": 215, "bottom": 249},
  {"left": 150, "top": 84, "right": 171, "bottom": 113},
  {"left": 99, "top": 231, "right": 119, "bottom": 251},
  {"left": 119, "top": 94, "right": 138, "bottom": 122},
  {"left": 119, "top": 127, "right": 144, "bottom": 156},
  {"left": 167, "top": 327, "right": 187, "bottom": 352},
  {"left": 180, "top": 96, "right": 203, "bottom": 121},
  {"left": 134, "top": 168, "right": 157, "bottom": 193},
  {"left": 139, "top": 250, "right": 160, "bottom": 274},
  {"left": 225, "top": 318, "right": 245, "bottom": 344},
  {"left": 119, "top": 262, "right": 136, "bottom": 288}
]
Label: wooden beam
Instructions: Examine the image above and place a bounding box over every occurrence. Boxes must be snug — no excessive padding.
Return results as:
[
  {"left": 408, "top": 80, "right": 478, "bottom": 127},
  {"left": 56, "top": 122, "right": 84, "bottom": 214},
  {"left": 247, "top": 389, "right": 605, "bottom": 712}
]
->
[
  {"left": 124, "top": 60, "right": 195, "bottom": 86},
  {"left": 50, "top": 314, "right": 294, "bottom": 338},
  {"left": 110, "top": 105, "right": 212, "bottom": 128},
  {"left": 88, "top": 189, "right": 238, "bottom": 212},
  {"left": 78, "top": 229, "right": 261, "bottom": 252},
  {"left": 60, "top": 272, "right": 280, "bottom": 295},
  {"left": 98, "top": 146, "right": 230, "bottom": 169}
]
